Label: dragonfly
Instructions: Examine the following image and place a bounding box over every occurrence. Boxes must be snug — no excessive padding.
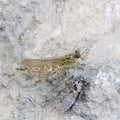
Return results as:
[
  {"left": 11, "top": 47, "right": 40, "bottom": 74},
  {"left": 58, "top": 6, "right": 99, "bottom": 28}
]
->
[{"left": 16, "top": 50, "right": 81, "bottom": 78}]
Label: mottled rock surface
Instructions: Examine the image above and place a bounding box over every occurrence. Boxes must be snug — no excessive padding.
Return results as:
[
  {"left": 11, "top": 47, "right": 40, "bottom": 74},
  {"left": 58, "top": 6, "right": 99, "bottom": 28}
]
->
[{"left": 0, "top": 0, "right": 120, "bottom": 120}]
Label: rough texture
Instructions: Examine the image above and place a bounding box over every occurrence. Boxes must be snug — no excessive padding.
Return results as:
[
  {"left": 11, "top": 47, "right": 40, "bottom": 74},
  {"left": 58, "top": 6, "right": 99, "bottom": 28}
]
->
[{"left": 0, "top": 0, "right": 120, "bottom": 120}]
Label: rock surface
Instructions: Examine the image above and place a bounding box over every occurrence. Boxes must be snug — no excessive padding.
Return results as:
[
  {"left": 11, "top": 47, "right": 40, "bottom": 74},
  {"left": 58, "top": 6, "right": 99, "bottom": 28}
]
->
[{"left": 0, "top": 0, "right": 120, "bottom": 120}]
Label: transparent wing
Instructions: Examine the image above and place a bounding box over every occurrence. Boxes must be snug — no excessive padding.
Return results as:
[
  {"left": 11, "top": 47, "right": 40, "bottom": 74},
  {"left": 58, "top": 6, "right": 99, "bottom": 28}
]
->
[
  {"left": 16, "top": 51, "right": 79, "bottom": 77},
  {"left": 21, "top": 57, "right": 65, "bottom": 68},
  {"left": 16, "top": 57, "right": 67, "bottom": 76}
]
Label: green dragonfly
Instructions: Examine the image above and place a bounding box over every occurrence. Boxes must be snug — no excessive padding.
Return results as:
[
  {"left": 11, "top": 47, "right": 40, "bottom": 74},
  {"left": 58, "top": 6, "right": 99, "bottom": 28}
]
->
[{"left": 16, "top": 50, "right": 81, "bottom": 78}]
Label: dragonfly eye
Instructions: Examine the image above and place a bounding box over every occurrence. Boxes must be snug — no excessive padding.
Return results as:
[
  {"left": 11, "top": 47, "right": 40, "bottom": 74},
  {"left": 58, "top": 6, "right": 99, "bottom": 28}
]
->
[{"left": 74, "top": 50, "right": 81, "bottom": 58}]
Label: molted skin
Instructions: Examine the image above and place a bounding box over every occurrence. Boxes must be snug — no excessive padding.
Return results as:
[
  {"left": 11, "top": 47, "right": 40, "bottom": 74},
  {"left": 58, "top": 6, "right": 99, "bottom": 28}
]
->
[
  {"left": 63, "top": 91, "right": 79, "bottom": 112},
  {"left": 63, "top": 80, "right": 84, "bottom": 112}
]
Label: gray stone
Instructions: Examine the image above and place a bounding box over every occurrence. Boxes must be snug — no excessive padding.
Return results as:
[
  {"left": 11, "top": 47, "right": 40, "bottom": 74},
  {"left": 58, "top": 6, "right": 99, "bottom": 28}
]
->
[{"left": 0, "top": 0, "right": 120, "bottom": 120}]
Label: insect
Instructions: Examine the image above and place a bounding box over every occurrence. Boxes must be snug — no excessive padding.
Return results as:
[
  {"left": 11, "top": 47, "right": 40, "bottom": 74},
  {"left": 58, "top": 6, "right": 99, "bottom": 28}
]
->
[
  {"left": 16, "top": 50, "right": 81, "bottom": 78},
  {"left": 63, "top": 78, "right": 87, "bottom": 112}
]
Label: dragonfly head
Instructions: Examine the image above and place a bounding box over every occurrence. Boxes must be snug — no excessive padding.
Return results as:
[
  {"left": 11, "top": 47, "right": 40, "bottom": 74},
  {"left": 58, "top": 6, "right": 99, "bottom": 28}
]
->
[{"left": 73, "top": 50, "right": 81, "bottom": 59}]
